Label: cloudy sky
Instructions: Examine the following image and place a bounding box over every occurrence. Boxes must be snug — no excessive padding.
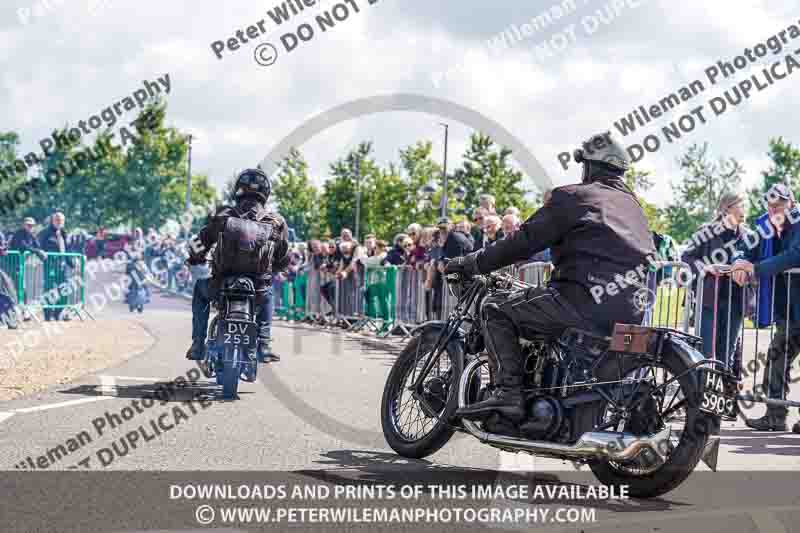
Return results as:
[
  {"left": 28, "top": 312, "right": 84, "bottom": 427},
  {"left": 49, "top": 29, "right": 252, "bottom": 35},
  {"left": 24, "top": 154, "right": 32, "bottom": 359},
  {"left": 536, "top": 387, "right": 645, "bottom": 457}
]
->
[{"left": 2, "top": 0, "right": 799, "bottom": 208}]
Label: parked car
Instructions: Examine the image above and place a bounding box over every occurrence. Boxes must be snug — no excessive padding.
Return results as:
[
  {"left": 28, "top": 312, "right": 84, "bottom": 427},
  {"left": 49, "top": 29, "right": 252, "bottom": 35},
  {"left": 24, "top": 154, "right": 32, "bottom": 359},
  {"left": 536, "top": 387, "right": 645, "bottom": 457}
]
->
[{"left": 84, "top": 233, "right": 132, "bottom": 259}]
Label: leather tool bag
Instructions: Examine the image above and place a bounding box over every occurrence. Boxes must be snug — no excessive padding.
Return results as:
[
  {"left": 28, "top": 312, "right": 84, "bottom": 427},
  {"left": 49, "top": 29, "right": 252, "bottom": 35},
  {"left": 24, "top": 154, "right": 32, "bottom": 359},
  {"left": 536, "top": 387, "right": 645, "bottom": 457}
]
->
[{"left": 609, "top": 324, "right": 663, "bottom": 354}]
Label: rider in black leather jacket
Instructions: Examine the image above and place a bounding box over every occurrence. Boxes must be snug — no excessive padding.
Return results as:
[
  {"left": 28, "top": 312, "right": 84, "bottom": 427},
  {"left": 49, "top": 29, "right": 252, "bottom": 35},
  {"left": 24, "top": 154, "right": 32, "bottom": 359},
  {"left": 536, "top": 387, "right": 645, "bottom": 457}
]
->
[
  {"left": 186, "top": 168, "right": 289, "bottom": 363},
  {"left": 446, "top": 132, "right": 656, "bottom": 422}
]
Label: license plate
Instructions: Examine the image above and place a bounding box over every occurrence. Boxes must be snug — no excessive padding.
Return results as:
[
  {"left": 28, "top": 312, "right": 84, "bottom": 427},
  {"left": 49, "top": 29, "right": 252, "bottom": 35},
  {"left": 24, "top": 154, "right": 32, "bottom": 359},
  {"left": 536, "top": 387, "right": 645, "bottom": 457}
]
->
[
  {"left": 700, "top": 368, "right": 739, "bottom": 421},
  {"left": 221, "top": 320, "right": 256, "bottom": 346}
]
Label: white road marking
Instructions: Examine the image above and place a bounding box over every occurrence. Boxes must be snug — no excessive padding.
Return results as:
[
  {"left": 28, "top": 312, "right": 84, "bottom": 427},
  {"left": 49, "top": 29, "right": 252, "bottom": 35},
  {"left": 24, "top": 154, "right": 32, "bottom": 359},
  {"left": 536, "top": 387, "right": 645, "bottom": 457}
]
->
[
  {"left": 12, "top": 396, "right": 113, "bottom": 414},
  {"left": 104, "top": 376, "right": 170, "bottom": 382},
  {"left": 749, "top": 511, "right": 788, "bottom": 533},
  {"left": 0, "top": 412, "right": 14, "bottom": 424},
  {"left": 98, "top": 375, "right": 116, "bottom": 396}
]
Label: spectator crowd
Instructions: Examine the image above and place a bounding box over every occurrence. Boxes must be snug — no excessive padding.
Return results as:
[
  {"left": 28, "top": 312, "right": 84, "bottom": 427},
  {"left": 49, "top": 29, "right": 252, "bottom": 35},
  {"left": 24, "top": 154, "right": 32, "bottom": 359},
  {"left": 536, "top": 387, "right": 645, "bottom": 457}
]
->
[{"left": 4, "top": 185, "right": 800, "bottom": 432}]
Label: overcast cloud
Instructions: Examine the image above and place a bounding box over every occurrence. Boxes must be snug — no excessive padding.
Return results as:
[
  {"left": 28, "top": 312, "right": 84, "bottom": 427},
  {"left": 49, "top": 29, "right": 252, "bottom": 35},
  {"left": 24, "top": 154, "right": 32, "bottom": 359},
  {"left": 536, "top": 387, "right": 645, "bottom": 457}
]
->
[{"left": 2, "top": 0, "right": 799, "bottom": 207}]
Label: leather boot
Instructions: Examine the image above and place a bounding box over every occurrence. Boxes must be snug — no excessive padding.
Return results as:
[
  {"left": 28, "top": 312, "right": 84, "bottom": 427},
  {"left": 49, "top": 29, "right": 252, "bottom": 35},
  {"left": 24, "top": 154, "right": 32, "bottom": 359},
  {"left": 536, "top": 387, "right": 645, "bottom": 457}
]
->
[
  {"left": 185, "top": 338, "right": 206, "bottom": 361},
  {"left": 456, "top": 383, "right": 525, "bottom": 422},
  {"left": 257, "top": 338, "right": 280, "bottom": 363},
  {"left": 745, "top": 409, "right": 787, "bottom": 431}
]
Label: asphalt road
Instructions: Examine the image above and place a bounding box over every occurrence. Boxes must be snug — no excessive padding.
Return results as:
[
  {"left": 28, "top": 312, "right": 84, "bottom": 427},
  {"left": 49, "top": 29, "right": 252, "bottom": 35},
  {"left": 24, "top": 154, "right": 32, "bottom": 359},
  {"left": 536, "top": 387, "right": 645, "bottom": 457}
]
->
[{"left": 1, "top": 270, "right": 800, "bottom": 532}]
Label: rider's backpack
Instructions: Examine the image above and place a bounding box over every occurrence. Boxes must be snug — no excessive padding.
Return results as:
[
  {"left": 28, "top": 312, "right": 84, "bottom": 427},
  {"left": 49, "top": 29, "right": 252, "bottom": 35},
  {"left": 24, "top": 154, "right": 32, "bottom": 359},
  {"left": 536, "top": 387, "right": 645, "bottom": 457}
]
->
[{"left": 213, "top": 214, "right": 276, "bottom": 277}]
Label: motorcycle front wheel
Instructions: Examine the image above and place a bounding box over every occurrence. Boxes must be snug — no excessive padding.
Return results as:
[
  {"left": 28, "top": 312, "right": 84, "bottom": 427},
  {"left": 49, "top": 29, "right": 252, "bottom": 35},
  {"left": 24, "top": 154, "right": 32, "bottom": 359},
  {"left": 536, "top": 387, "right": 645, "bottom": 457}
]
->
[
  {"left": 222, "top": 359, "right": 241, "bottom": 399},
  {"left": 380, "top": 331, "right": 464, "bottom": 459}
]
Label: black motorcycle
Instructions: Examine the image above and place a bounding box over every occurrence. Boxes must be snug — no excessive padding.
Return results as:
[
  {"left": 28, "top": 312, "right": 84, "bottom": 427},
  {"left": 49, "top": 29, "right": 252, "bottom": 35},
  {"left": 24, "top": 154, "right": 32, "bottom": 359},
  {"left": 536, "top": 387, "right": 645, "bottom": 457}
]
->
[
  {"left": 380, "top": 271, "right": 738, "bottom": 498},
  {"left": 198, "top": 275, "right": 261, "bottom": 399}
]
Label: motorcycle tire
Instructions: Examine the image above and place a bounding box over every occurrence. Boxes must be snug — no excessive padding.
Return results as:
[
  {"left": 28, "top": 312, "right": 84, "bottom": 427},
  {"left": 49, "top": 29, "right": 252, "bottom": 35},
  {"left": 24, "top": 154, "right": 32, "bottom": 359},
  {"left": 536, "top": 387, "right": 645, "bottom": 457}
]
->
[
  {"left": 588, "top": 351, "right": 713, "bottom": 499},
  {"left": 222, "top": 360, "right": 241, "bottom": 399},
  {"left": 380, "top": 332, "right": 464, "bottom": 459}
]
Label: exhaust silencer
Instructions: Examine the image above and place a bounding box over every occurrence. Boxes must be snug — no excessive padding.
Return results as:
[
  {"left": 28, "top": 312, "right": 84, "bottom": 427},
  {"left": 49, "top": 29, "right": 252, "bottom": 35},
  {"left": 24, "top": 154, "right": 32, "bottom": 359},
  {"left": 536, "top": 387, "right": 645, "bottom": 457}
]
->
[{"left": 462, "top": 420, "right": 671, "bottom": 463}]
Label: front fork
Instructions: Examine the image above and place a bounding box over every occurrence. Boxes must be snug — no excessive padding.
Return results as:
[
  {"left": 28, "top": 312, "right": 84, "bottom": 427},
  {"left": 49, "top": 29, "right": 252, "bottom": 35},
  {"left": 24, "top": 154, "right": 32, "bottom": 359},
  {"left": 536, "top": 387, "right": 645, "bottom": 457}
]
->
[{"left": 408, "top": 322, "right": 466, "bottom": 419}]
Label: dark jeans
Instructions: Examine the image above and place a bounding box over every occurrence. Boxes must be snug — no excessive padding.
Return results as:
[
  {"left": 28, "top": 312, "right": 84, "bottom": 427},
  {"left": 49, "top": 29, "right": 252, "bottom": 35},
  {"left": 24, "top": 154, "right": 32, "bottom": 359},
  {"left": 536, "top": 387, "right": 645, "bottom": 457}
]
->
[
  {"left": 192, "top": 278, "right": 212, "bottom": 340},
  {"left": 192, "top": 278, "right": 273, "bottom": 343},
  {"left": 761, "top": 322, "right": 800, "bottom": 415},
  {"left": 321, "top": 281, "right": 335, "bottom": 310},
  {"left": 700, "top": 305, "right": 743, "bottom": 372}
]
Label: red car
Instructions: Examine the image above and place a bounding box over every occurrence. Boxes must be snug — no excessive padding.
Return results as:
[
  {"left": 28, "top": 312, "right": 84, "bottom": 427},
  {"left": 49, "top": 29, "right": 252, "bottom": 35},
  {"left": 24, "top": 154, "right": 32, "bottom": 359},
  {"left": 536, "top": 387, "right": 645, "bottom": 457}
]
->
[{"left": 84, "top": 233, "right": 132, "bottom": 259}]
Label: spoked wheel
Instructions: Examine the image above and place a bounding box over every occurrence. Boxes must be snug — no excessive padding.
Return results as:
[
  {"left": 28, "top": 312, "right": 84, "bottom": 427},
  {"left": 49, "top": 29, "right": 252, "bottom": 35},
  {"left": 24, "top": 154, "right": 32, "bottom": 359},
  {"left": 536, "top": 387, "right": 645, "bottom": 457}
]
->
[
  {"left": 380, "top": 332, "right": 464, "bottom": 458},
  {"left": 590, "top": 356, "right": 713, "bottom": 498}
]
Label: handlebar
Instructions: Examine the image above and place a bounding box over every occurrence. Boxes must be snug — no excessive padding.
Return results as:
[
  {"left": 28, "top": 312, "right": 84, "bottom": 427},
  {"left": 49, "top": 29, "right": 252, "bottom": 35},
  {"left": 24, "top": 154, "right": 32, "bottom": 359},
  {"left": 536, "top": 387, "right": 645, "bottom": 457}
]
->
[{"left": 446, "top": 270, "right": 532, "bottom": 291}]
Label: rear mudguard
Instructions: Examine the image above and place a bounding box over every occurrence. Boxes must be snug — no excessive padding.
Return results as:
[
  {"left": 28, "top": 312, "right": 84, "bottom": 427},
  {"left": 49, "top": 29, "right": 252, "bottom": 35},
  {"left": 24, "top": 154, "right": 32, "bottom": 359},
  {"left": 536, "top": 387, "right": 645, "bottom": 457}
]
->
[{"left": 662, "top": 335, "right": 708, "bottom": 401}]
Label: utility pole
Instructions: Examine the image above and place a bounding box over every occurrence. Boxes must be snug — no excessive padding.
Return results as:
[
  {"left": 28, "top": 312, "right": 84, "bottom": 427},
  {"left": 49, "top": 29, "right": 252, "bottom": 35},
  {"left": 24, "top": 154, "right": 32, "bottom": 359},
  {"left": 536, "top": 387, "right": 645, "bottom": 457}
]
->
[
  {"left": 354, "top": 153, "right": 362, "bottom": 242},
  {"left": 184, "top": 134, "right": 193, "bottom": 212},
  {"left": 440, "top": 123, "right": 449, "bottom": 219}
]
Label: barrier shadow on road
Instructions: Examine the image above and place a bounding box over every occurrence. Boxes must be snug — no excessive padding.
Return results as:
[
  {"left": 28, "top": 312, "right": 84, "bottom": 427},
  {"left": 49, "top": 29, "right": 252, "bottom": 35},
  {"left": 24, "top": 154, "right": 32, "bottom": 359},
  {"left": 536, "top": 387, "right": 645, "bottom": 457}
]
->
[
  {"left": 58, "top": 382, "right": 254, "bottom": 403},
  {"left": 718, "top": 429, "right": 800, "bottom": 456},
  {"left": 297, "top": 449, "right": 680, "bottom": 513}
]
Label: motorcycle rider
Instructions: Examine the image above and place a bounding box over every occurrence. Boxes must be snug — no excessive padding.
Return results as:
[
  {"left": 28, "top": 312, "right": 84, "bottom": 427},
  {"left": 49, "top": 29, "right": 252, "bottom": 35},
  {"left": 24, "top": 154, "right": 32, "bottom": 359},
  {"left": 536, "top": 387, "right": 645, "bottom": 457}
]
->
[
  {"left": 186, "top": 168, "right": 289, "bottom": 363},
  {"left": 446, "top": 132, "right": 655, "bottom": 422}
]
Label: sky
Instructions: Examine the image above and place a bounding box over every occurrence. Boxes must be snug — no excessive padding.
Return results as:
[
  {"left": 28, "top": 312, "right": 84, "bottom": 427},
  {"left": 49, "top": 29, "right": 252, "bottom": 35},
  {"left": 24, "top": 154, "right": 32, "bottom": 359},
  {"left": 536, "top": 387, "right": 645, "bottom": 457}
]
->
[{"left": 2, "top": 0, "right": 799, "bottom": 208}]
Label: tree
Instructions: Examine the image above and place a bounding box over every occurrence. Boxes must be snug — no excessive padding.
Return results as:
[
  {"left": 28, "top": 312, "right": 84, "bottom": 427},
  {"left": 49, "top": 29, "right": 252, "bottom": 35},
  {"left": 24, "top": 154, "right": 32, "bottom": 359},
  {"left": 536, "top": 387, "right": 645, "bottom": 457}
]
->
[
  {"left": 272, "top": 148, "right": 318, "bottom": 240},
  {"left": 161, "top": 174, "right": 217, "bottom": 219},
  {"left": 320, "top": 142, "right": 383, "bottom": 239},
  {"left": 451, "top": 133, "right": 532, "bottom": 216},
  {"left": 625, "top": 166, "right": 667, "bottom": 233},
  {"left": 664, "top": 143, "right": 744, "bottom": 242},
  {"left": 0, "top": 133, "right": 31, "bottom": 226},
  {"left": 747, "top": 137, "right": 800, "bottom": 221},
  {"left": 113, "top": 101, "right": 191, "bottom": 228},
  {"left": 362, "top": 163, "right": 410, "bottom": 240},
  {"left": 397, "top": 141, "right": 442, "bottom": 227}
]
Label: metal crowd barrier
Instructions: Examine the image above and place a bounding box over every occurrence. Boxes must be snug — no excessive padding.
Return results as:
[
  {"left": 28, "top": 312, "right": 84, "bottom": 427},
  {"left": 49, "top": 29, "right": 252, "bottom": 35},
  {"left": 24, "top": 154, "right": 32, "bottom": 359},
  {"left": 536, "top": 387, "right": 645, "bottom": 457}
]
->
[
  {"left": 517, "top": 262, "right": 552, "bottom": 287},
  {"left": 364, "top": 265, "right": 395, "bottom": 335},
  {"left": 389, "top": 266, "right": 425, "bottom": 336},
  {"left": 0, "top": 251, "right": 24, "bottom": 303},
  {"left": 289, "top": 260, "right": 715, "bottom": 346},
  {"left": 643, "top": 261, "right": 693, "bottom": 332},
  {"left": 303, "top": 267, "right": 327, "bottom": 323},
  {"left": 332, "top": 265, "right": 364, "bottom": 329},
  {"left": 695, "top": 265, "right": 800, "bottom": 412},
  {"left": 8, "top": 252, "right": 89, "bottom": 320}
]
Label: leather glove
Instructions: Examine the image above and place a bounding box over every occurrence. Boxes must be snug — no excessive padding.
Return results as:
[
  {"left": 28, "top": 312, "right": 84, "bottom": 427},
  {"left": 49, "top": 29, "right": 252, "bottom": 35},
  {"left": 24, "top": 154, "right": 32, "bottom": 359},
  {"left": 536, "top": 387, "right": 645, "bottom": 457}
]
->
[{"left": 444, "top": 253, "right": 480, "bottom": 277}]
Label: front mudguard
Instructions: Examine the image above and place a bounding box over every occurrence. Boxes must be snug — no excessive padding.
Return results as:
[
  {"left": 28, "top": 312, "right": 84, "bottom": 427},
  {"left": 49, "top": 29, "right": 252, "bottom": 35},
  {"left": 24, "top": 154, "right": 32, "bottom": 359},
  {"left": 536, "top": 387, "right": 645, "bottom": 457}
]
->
[{"left": 411, "top": 320, "right": 466, "bottom": 343}]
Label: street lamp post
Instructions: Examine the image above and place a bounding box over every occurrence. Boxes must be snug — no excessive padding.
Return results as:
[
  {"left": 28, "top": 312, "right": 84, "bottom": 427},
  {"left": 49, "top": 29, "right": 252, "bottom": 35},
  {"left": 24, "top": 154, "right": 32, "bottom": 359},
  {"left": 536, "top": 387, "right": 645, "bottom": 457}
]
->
[
  {"left": 353, "top": 153, "right": 362, "bottom": 242},
  {"left": 184, "top": 134, "right": 193, "bottom": 212},
  {"left": 439, "top": 123, "right": 449, "bottom": 218}
]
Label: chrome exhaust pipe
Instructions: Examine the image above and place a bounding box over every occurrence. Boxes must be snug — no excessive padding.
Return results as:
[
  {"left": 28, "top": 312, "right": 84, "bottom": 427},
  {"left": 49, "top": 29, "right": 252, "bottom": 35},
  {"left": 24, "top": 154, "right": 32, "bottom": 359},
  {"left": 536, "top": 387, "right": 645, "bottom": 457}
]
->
[
  {"left": 462, "top": 420, "right": 671, "bottom": 463},
  {"left": 458, "top": 356, "right": 671, "bottom": 463}
]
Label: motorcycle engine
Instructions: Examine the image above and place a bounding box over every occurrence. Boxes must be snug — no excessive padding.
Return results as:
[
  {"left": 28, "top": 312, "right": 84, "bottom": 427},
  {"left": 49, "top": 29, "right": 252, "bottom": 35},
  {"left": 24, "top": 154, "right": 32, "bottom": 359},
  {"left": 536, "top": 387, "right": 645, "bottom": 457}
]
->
[{"left": 519, "top": 396, "right": 563, "bottom": 441}]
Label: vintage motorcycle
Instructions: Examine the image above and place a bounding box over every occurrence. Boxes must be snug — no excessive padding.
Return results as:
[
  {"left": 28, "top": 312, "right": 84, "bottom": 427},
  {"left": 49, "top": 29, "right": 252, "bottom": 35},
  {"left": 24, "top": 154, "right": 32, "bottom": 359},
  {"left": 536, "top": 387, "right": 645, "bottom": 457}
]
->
[
  {"left": 380, "top": 271, "right": 739, "bottom": 498},
  {"left": 198, "top": 274, "right": 262, "bottom": 399}
]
